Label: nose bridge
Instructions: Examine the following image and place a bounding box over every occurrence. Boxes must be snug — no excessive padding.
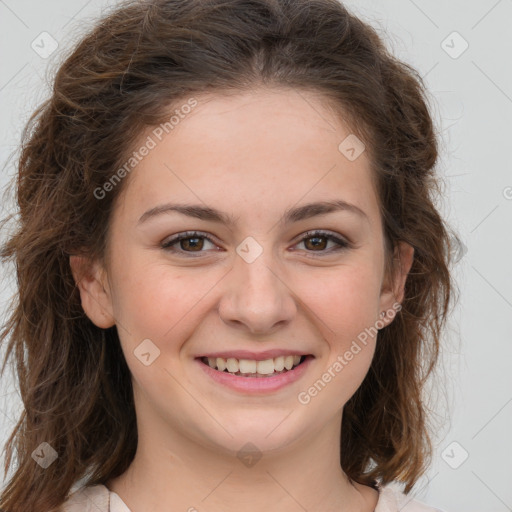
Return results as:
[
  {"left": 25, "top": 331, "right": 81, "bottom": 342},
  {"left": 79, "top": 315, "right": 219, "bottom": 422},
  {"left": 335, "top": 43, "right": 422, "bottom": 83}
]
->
[
  {"left": 218, "top": 235, "right": 296, "bottom": 333},
  {"left": 238, "top": 245, "right": 279, "bottom": 297}
]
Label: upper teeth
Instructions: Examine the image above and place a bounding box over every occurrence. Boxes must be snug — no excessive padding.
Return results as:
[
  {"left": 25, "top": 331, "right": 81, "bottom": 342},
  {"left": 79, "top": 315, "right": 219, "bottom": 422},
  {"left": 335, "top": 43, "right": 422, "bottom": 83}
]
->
[{"left": 206, "top": 355, "right": 302, "bottom": 374}]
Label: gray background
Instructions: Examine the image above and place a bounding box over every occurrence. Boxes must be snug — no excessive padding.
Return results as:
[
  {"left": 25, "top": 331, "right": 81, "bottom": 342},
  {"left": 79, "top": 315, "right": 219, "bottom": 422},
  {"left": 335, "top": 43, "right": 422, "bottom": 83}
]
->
[{"left": 1, "top": 1, "right": 511, "bottom": 510}]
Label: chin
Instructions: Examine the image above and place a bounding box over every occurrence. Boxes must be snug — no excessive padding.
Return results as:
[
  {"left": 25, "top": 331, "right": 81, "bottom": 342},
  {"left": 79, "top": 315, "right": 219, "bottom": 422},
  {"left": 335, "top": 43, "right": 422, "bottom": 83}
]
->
[{"left": 193, "top": 410, "right": 309, "bottom": 456}]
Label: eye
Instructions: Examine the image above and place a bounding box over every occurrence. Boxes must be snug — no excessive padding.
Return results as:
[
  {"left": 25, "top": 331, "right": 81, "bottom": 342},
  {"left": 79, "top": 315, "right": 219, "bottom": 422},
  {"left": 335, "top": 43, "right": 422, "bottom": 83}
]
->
[
  {"left": 161, "top": 230, "right": 351, "bottom": 257},
  {"left": 161, "top": 231, "right": 218, "bottom": 256},
  {"left": 294, "top": 230, "right": 351, "bottom": 257}
]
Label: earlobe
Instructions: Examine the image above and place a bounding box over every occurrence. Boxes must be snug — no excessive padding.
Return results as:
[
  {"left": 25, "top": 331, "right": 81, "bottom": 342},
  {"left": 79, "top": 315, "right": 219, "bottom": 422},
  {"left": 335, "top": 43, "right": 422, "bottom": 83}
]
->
[{"left": 69, "top": 255, "right": 116, "bottom": 329}]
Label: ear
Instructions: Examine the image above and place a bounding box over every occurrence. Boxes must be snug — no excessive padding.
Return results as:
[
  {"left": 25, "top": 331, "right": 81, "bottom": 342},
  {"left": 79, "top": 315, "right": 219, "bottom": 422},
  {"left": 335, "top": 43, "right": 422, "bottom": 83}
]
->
[
  {"left": 378, "top": 241, "right": 414, "bottom": 326},
  {"left": 69, "top": 255, "right": 116, "bottom": 329}
]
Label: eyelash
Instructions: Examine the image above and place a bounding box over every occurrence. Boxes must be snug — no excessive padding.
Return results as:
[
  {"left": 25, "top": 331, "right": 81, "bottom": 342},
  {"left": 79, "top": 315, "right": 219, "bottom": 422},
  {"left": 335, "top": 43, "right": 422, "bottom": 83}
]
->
[{"left": 160, "top": 230, "right": 351, "bottom": 258}]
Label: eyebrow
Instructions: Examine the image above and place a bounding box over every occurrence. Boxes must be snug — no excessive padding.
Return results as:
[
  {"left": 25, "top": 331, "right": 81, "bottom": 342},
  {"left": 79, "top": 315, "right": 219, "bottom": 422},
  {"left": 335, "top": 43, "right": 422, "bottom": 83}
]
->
[{"left": 137, "top": 199, "right": 369, "bottom": 226}]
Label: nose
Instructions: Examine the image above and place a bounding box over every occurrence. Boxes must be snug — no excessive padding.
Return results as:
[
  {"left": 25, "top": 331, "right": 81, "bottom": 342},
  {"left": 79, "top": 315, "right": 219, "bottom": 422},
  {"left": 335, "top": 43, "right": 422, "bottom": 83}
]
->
[{"left": 217, "top": 247, "right": 297, "bottom": 335}]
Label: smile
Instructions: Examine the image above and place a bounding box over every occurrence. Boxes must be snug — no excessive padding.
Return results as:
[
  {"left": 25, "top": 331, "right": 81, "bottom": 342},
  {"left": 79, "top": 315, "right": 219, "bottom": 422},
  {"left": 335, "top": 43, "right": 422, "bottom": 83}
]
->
[
  {"left": 195, "top": 354, "right": 314, "bottom": 394},
  {"left": 200, "top": 354, "right": 305, "bottom": 377}
]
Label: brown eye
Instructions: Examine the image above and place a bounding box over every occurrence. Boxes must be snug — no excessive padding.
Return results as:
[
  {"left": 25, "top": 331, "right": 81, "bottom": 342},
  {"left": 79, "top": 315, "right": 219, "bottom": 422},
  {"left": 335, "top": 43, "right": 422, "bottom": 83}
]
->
[
  {"left": 296, "top": 230, "right": 350, "bottom": 256},
  {"left": 161, "top": 231, "right": 217, "bottom": 255},
  {"left": 179, "top": 236, "right": 204, "bottom": 251},
  {"left": 161, "top": 230, "right": 350, "bottom": 258},
  {"left": 303, "top": 235, "right": 329, "bottom": 251}
]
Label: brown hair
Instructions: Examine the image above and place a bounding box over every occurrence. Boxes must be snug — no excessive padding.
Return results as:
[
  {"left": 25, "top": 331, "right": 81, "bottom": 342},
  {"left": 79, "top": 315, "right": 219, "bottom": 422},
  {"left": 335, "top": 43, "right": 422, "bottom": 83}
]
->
[{"left": 0, "top": 0, "right": 458, "bottom": 510}]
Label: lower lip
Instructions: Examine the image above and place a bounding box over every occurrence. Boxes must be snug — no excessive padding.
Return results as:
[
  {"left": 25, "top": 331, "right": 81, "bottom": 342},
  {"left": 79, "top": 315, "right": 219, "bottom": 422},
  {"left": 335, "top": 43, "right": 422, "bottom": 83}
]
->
[{"left": 195, "top": 356, "right": 314, "bottom": 394}]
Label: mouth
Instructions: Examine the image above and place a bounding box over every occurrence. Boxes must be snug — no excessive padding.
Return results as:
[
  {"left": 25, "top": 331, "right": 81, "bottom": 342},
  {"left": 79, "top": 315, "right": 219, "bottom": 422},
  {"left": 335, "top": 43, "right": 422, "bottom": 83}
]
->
[
  {"left": 197, "top": 354, "right": 311, "bottom": 378},
  {"left": 195, "top": 353, "right": 314, "bottom": 394}
]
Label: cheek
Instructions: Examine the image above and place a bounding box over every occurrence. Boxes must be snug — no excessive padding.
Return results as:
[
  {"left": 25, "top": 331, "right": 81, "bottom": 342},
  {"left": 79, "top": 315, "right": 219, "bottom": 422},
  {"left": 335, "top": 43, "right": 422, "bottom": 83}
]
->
[
  {"left": 297, "top": 265, "right": 381, "bottom": 392},
  {"left": 297, "top": 263, "right": 381, "bottom": 338},
  {"left": 109, "top": 239, "right": 382, "bottom": 355},
  {"left": 110, "top": 255, "right": 227, "bottom": 350}
]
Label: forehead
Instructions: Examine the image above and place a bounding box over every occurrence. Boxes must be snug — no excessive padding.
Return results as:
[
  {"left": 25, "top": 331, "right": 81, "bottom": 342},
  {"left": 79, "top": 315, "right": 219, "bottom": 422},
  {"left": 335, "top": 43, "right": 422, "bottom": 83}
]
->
[{"left": 115, "top": 88, "right": 380, "bottom": 228}]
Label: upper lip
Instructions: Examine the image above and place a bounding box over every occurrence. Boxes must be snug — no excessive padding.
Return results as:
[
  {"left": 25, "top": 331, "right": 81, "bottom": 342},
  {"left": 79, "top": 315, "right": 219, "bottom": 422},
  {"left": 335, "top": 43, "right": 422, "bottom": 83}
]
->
[{"left": 196, "top": 349, "right": 312, "bottom": 361}]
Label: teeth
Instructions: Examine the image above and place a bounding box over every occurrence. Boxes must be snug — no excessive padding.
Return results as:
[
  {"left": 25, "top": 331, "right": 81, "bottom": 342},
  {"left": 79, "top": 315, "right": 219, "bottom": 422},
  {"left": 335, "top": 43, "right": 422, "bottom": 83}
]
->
[
  {"left": 257, "top": 359, "right": 275, "bottom": 375},
  {"left": 274, "top": 356, "right": 285, "bottom": 371},
  {"left": 226, "top": 357, "right": 238, "bottom": 373},
  {"left": 205, "top": 354, "right": 304, "bottom": 375},
  {"left": 239, "top": 359, "right": 256, "bottom": 373}
]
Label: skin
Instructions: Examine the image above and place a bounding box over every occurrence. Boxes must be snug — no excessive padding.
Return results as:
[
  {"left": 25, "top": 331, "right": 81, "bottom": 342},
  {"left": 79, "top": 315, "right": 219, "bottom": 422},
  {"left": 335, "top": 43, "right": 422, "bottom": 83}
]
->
[{"left": 70, "top": 87, "right": 414, "bottom": 512}]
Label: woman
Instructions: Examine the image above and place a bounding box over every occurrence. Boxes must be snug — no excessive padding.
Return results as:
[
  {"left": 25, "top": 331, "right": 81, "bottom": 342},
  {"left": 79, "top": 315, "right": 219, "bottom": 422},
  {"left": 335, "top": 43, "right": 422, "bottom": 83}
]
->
[{"left": 0, "top": 0, "right": 456, "bottom": 511}]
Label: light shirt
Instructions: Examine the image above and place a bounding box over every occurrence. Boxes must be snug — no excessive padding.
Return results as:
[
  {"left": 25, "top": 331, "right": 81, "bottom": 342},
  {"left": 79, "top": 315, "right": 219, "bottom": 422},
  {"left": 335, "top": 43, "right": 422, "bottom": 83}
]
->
[{"left": 60, "top": 483, "right": 446, "bottom": 511}]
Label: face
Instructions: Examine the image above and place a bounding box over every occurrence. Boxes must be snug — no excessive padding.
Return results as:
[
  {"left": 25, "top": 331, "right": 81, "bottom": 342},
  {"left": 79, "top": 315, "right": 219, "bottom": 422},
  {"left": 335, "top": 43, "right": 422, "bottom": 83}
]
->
[{"left": 71, "top": 88, "right": 413, "bottom": 456}]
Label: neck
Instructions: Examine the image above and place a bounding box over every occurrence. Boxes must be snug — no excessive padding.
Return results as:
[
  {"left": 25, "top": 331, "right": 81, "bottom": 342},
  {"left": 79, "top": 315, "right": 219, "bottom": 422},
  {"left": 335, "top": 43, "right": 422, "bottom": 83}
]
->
[{"left": 106, "top": 406, "right": 378, "bottom": 512}]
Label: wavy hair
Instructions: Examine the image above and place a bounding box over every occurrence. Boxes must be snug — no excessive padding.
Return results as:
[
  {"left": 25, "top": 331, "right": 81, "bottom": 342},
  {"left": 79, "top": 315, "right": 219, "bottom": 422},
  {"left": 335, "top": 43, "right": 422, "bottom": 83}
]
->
[{"left": 0, "top": 0, "right": 458, "bottom": 510}]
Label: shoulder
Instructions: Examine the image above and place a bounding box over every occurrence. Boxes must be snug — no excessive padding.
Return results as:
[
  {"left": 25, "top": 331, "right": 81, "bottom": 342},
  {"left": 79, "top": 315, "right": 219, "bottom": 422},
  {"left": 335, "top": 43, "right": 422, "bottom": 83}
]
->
[
  {"left": 376, "top": 484, "right": 447, "bottom": 512},
  {"left": 59, "top": 484, "right": 110, "bottom": 512}
]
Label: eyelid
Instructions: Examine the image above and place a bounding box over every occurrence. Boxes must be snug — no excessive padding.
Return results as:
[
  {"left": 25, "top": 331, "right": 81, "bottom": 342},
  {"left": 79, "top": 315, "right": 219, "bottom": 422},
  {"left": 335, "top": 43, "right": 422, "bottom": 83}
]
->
[
  {"left": 295, "top": 229, "right": 351, "bottom": 246},
  {"left": 160, "top": 229, "right": 351, "bottom": 256},
  {"left": 291, "top": 229, "right": 352, "bottom": 257},
  {"left": 160, "top": 231, "right": 218, "bottom": 253}
]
